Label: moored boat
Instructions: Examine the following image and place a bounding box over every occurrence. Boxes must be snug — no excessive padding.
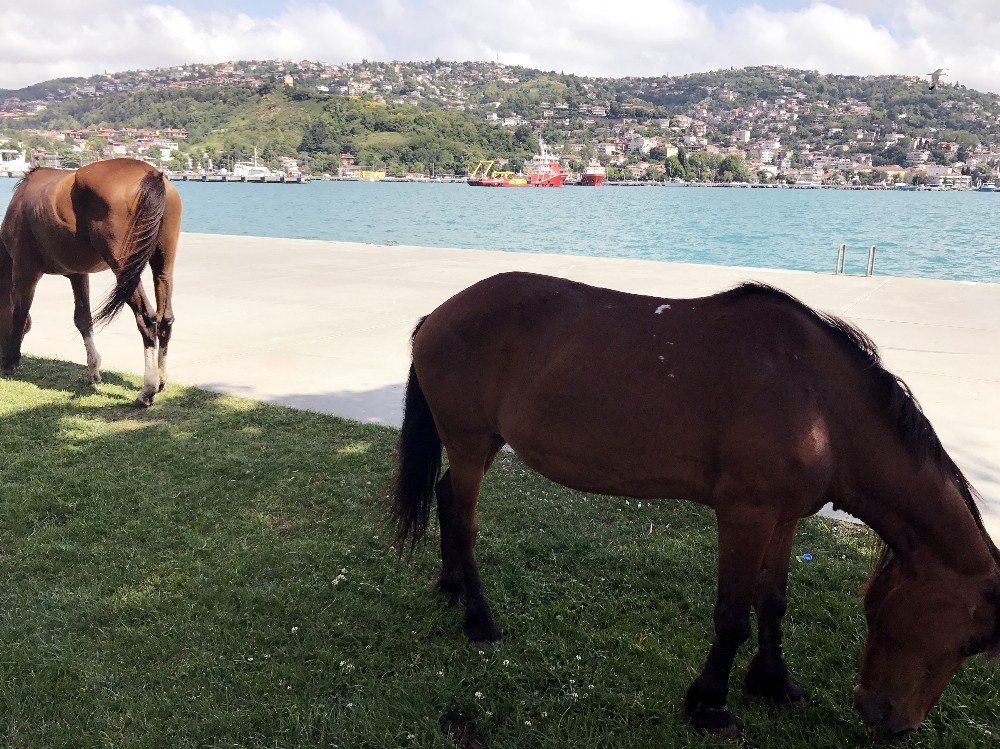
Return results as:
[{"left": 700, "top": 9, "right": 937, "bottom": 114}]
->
[
  {"left": 0, "top": 149, "right": 31, "bottom": 177},
  {"left": 978, "top": 182, "right": 996, "bottom": 193},
  {"left": 468, "top": 138, "right": 566, "bottom": 187},
  {"left": 579, "top": 159, "right": 607, "bottom": 186}
]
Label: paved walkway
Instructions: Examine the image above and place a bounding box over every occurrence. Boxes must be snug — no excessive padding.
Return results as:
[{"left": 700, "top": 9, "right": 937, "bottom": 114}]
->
[{"left": 20, "top": 232, "right": 1000, "bottom": 537}]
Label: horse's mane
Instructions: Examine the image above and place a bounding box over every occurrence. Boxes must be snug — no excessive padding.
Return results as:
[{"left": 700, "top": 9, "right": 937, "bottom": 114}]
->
[
  {"left": 727, "top": 283, "right": 1000, "bottom": 573},
  {"left": 11, "top": 165, "right": 41, "bottom": 194},
  {"left": 2, "top": 167, "right": 42, "bottom": 236}
]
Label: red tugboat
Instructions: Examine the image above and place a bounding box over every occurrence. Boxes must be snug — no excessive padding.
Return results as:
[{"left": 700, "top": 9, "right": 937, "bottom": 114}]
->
[
  {"left": 579, "top": 159, "right": 607, "bottom": 186},
  {"left": 468, "top": 138, "right": 567, "bottom": 187}
]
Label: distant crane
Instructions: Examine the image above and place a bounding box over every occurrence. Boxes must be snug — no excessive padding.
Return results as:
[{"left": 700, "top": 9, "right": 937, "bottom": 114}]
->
[{"left": 927, "top": 68, "right": 947, "bottom": 90}]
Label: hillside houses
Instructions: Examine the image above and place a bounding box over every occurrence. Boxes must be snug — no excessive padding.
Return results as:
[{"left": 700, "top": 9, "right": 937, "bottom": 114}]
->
[{"left": 2, "top": 61, "right": 999, "bottom": 184}]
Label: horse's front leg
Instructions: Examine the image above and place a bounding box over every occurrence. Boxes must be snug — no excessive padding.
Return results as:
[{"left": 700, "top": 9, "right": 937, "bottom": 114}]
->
[
  {"left": 684, "top": 508, "right": 777, "bottom": 738},
  {"left": 745, "top": 518, "right": 806, "bottom": 705},
  {"left": 0, "top": 263, "right": 41, "bottom": 374},
  {"left": 125, "top": 283, "right": 159, "bottom": 406}
]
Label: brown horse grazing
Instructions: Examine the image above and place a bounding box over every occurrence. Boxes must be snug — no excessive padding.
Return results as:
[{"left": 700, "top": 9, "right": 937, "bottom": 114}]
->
[
  {"left": 0, "top": 158, "right": 181, "bottom": 406},
  {"left": 391, "top": 272, "right": 1000, "bottom": 740}
]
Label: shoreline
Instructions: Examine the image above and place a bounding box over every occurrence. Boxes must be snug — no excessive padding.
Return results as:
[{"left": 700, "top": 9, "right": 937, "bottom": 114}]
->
[
  {"left": 4, "top": 173, "right": 995, "bottom": 192},
  {"left": 18, "top": 232, "right": 1000, "bottom": 538}
]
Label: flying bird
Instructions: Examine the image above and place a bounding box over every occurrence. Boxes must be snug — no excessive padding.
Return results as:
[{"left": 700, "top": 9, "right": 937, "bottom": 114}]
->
[{"left": 927, "top": 68, "right": 947, "bottom": 90}]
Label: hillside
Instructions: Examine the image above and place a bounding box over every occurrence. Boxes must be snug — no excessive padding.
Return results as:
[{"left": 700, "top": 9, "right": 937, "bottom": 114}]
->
[
  {"left": 6, "top": 86, "right": 538, "bottom": 175},
  {"left": 3, "top": 61, "right": 999, "bottom": 182}
]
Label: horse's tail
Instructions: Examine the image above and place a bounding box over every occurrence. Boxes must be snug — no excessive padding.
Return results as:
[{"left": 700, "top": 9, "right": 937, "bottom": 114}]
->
[
  {"left": 390, "top": 318, "right": 442, "bottom": 551},
  {"left": 94, "top": 169, "right": 167, "bottom": 324}
]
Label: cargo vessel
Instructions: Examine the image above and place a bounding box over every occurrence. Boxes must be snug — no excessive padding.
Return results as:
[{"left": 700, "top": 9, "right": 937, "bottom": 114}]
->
[{"left": 468, "top": 138, "right": 566, "bottom": 187}]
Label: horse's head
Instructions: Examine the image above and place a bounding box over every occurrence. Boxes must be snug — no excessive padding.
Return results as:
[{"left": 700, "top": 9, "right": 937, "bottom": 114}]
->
[{"left": 855, "top": 559, "right": 1000, "bottom": 739}]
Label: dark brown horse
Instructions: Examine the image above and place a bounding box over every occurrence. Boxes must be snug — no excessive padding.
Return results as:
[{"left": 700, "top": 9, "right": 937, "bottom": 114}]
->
[
  {"left": 0, "top": 158, "right": 181, "bottom": 406},
  {"left": 391, "top": 272, "right": 1000, "bottom": 739}
]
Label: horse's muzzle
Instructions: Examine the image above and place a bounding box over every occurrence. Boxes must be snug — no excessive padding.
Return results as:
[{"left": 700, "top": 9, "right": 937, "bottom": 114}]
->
[{"left": 853, "top": 686, "right": 914, "bottom": 741}]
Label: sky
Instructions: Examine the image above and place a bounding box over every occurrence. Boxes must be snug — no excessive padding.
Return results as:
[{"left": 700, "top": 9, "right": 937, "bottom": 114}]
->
[{"left": 2, "top": 1, "right": 999, "bottom": 94}]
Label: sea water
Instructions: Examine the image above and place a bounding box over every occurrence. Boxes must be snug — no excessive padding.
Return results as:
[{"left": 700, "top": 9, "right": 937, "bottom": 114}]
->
[{"left": 1, "top": 179, "right": 996, "bottom": 282}]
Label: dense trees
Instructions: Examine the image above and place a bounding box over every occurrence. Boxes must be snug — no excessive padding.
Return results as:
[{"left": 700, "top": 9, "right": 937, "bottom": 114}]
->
[{"left": 17, "top": 87, "right": 539, "bottom": 175}]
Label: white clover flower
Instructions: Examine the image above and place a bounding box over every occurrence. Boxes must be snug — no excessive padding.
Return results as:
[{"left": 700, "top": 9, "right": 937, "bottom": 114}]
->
[
  {"left": 475, "top": 691, "right": 484, "bottom": 699},
  {"left": 291, "top": 626, "right": 299, "bottom": 633}
]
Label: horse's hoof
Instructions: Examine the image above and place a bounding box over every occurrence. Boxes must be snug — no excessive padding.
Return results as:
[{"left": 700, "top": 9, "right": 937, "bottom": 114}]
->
[
  {"left": 1, "top": 361, "right": 20, "bottom": 375},
  {"left": 437, "top": 575, "right": 464, "bottom": 607},
  {"left": 84, "top": 371, "right": 102, "bottom": 385},
  {"left": 747, "top": 680, "right": 807, "bottom": 707},
  {"left": 745, "top": 665, "right": 807, "bottom": 707},
  {"left": 464, "top": 616, "right": 502, "bottom": 643},
  {"left": 685, "top": 702, "right": 741, "bottom": 739},
  {"left": 133, "top": 393, "right": 155, "bottom": 408},
  {"left": 157, "top": 380, "right": 167, "bottom": 393}
]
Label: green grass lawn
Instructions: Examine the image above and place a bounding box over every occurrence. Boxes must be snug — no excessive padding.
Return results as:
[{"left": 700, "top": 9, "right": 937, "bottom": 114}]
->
[{"left": 0, "top": 357, "right": 997, "bottom": 748}]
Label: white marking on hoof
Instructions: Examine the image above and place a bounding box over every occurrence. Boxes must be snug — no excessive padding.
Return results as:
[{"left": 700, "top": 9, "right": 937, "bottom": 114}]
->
[
  {"left": 157, "top": 346, "right": 168, "bottom": 391},
  {"left": 84, "top": 334, "right": 102, "bottom": 384},
  {"left": 137, "top": 346, "right": 158, "bottom": 406}
]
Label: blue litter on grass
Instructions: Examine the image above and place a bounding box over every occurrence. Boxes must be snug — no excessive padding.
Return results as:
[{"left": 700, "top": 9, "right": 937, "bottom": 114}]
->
[{"left": 803, "top": 553, "right": 813, "bottom": 561}]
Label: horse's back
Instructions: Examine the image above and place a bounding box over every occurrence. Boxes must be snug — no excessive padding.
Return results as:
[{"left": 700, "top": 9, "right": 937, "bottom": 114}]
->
[
  {"left": 73, "top": 158, "right": 158, "bottom": 194},
  {"left": 1, "top": 159, "right": 177, "bottom": 275},
  {"left": 73, "top": 159, "right": 181, "bottom": 254},
  {"left": 414, "top": 272, "right": 839, "bottom": 510}
]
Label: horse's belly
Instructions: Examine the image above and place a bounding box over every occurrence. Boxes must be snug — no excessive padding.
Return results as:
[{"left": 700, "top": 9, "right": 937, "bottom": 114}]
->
[
  {"left": 41, "top": 249, "right": 109, "bottom": 275},
  {"left": 502, "top": 420, "right": 713, "bottom": 502}
]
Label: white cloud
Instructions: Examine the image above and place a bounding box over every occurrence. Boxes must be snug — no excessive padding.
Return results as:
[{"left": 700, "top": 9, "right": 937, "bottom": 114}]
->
[
  {"left": 1, "top": 1, "right": 998, "bottom": 94},
  {"left": 0, "top": 1, "right": 386, "bottom": 88}
]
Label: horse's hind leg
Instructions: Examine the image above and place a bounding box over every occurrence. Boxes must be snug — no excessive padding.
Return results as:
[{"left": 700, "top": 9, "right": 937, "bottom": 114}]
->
[
  {"left": 437, "top": 435, "right": 504, "bottom": 606},
  {"left": 745, "top": 518, "right": 806, "bottom": 706},
  {"left": 150, "top": 241, "right": 175, "bottom": 392},
  {"left": 69, "top": 274, "right": 101, "bottom": 384},
  {"left": 125, "top": 282, "right": 159, "bottom": 406},
  {"left": 440, "top": 435, "right": 504, "bottom": 642},
  {"left": 684, "top": 508, "right": 777, "bottom": 737}
]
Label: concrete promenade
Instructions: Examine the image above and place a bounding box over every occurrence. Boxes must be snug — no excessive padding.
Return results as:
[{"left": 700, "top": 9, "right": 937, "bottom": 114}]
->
[{"left": 18, "top": 232, "right": 1000, "bottom": 536}]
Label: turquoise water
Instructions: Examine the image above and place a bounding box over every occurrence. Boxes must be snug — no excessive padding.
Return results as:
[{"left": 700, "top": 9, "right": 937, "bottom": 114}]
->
[{"left": 2, "top": 178, "right": 997, "bottom": 282}]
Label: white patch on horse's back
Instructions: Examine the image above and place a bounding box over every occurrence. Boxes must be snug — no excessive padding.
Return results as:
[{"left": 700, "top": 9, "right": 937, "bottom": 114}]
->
[{"left": 655, "top": 304, "right": 671, "bottom": 314}]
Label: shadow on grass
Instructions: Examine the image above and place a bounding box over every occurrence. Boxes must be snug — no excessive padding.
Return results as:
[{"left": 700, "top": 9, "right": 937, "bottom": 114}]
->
[{"left": 0, "top": 356, "right": 996, "bottom": 749}]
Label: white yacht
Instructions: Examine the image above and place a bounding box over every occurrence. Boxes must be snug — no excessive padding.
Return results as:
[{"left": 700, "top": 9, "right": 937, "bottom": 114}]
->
[{"left": 0, "top": 149, "right": 31, "bottom": 177}]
